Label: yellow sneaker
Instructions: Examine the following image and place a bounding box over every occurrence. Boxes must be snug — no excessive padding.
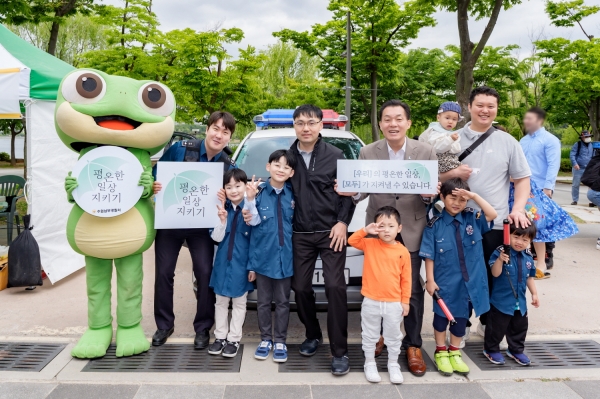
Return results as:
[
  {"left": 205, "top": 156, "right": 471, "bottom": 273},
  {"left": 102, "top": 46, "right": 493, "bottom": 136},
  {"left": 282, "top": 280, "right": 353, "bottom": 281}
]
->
[{"left": 448, "top": 350, "right": 470, "bottom": 375}]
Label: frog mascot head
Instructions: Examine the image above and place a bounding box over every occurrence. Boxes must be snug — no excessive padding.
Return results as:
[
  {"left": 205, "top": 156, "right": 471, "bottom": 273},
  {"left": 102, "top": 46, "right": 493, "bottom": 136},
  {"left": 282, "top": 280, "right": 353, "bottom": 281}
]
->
[{"left": 55, "top": 69, "right": 175, "bottom": 358}]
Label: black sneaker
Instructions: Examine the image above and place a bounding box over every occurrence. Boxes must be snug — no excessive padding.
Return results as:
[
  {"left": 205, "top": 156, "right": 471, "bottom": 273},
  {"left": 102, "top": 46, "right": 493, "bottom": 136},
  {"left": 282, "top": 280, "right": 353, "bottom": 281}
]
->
[
  {"left": 222, "top": 341, "right": 240, "bottom": 358},
  {"left": 331, "top": 353, "right": 350, "bottom": 375},
  {"left": 571, "top": 201, "right": 578, "bottom": 205},
  {"left": 207, "top": 339, "right": 226, "bottom": 355},
  {"left": 545, "top": 253, "right": 554, "bottom": 270}
]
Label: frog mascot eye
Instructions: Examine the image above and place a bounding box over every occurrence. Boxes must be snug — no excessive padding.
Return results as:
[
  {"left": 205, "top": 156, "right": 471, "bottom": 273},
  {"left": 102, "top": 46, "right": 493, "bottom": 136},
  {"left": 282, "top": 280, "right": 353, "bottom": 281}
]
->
[
  {"left": 61, "top": 70, "right": 107, "bottom": 104},
  {"left": 56, "top": 69, "right": 176, "bottom": 360},
  {"left": 138, "top": 82, "right": 175, "bottom": 117}
]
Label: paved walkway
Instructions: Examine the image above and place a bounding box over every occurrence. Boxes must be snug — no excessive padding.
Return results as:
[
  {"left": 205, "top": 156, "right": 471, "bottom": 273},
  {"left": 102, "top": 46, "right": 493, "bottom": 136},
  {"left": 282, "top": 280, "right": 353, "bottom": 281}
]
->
[{"left": 1, "top": 379, "right": 599, "bottom": 399}]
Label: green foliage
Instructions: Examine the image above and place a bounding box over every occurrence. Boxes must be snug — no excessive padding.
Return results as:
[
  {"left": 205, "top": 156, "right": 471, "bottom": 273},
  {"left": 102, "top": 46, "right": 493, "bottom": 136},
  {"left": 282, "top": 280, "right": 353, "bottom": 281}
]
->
[
  {"left": 561, "top": 147, "right": 571, "bottom": 158},
  {"left": 560, "top": 158, "right": 572, "bottom": 172},
  {"left": 546, "top": 0, "right": 600, "bottom": 30},
  {"left": 420, "top": 0, "right": 523, "bottom": 20},
  {"left": 0, "top": 153, "right": 10, "bottom": 162}
]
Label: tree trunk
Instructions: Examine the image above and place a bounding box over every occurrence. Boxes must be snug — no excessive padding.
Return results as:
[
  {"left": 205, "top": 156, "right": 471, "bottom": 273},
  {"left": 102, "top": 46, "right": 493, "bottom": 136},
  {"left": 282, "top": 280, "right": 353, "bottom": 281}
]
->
[
  {"left": 370, "top": 70, "right": 379, "bottom": 142},
  {"left": 47, "top": 21, "right": 60, "bottom": 55},
  {"left": 10, "top": 130, "right": 16, "bottom": 167},
  {"left": 590, "top": 98, "right": 600, "bottom": 141},
  {"left": 456, "top": 63, "right": 474, "bottom": 126}
]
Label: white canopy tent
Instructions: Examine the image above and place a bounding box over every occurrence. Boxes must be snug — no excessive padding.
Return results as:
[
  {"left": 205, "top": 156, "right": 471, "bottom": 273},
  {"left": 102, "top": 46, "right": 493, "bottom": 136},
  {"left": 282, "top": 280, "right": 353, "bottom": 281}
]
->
[{"left": 0, "top": 24, "right": 84, "bottom": 283}]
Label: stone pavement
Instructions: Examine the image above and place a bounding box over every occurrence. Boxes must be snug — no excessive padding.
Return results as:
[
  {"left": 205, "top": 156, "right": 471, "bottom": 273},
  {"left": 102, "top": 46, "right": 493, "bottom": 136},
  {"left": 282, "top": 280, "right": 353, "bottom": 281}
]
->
[{"left": 0, "top": 379, "right": 599, "bottom": 399}]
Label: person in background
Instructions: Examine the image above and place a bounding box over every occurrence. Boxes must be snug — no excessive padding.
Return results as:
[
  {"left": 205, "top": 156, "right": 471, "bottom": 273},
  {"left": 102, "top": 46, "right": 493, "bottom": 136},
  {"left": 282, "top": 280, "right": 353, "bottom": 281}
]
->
[
  {"left": 207, "top": 169, "right": 255, "bottom": 358},
  {"left": 348, "top": 206, "right": 411, "bottom": 385},
  {"left": 581, "top": 149, "right": 600, "bottom": 250},
  {"left": 520, "top": 107, "right": 561, "bottom": 274},
  {"left": 570, "top": 130, "right": 594, "bottom": 206}
]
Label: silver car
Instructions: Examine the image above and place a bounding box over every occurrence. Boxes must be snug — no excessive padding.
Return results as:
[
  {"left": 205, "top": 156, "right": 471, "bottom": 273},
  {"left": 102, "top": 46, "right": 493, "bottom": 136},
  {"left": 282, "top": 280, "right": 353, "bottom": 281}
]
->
[{"left": 233, "top": 128, "right": 368, "bottom": 311}]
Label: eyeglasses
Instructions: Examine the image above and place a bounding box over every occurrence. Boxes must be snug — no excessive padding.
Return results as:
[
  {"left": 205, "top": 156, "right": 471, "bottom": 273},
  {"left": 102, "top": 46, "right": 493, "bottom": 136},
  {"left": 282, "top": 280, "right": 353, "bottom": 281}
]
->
[{"left": 294, "top": 120, "right": 321, "bottom": 128}]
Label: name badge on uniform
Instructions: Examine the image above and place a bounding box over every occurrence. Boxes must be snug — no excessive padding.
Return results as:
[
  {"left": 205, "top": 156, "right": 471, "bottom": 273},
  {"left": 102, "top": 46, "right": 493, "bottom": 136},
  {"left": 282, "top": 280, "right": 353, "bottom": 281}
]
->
[
  {"left": 291, "top": 200, "right": 295, "bottom": 209},
  {"left": 466, "top": 225, "right": 474, "bottom": 235},
  {"left": 526, "top": 261, "right": 532, "bottom": 269}
]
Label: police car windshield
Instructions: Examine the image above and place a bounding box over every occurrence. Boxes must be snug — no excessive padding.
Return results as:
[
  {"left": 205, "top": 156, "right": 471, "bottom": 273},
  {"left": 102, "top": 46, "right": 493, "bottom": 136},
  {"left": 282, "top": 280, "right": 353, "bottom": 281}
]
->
[{"left": 235, "top": 136, "right": 362, "bottom": 180}]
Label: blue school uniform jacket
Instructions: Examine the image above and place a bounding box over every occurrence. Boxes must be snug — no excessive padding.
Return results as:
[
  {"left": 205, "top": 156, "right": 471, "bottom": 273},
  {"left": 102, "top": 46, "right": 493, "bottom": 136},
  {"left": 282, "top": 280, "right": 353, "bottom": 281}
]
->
[
  {"left": 489, "top": 247, "right": 536, "bottom": 316},
  {"left": 209, "top": 199, "right": 254, "bottom": 298},
  {"left": 247, "top": 180, "right": 294, "bottom": 279},
  {"left": 419, "top": 208, "right": 492, "bottom": 319}
]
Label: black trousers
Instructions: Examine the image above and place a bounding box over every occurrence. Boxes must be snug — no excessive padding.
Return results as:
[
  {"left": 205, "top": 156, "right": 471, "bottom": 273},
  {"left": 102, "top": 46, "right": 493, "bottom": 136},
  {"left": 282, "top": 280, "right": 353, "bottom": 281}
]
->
[
  {"left": 256, "top": 273, "right": 292, "bottom": 343},
  {"left": 292, "top": 232, "right": 348, "bottom": 357},
  {"left": 402, "top": 251, "right": 425, "bottom": 349},
  {"left": 479, "top": 229, "right": 504, "bottom": 325},
  {"left": 484, "top": 305, "right": 528, "bottom": 354},
  {"left": 154, "top": 228, "right": 215, "bottom": 333}
]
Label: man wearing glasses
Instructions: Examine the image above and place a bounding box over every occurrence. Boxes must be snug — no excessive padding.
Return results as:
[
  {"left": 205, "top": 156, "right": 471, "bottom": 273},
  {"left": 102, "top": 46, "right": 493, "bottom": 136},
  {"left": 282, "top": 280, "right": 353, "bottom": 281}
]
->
[{"left": 289, "top": 104, "right": 356, "bottom": 375}]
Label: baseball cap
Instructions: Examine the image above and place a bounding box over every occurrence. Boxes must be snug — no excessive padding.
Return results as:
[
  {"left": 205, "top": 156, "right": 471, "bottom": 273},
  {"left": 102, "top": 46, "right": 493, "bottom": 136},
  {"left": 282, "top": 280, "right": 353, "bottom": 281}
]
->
[{"left": 438, "top": 101, "right": 461, "bottom": 116}]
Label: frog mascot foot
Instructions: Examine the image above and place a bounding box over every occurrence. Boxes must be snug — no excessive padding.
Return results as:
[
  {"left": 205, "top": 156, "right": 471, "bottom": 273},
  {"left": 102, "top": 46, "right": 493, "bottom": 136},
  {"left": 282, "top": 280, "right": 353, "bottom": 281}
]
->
[
  {"left": 115, "top": 323, "right": 150, "bottom": 357},
  {"left": 71, "top": 325, "right": 113, "bottom": 359}
]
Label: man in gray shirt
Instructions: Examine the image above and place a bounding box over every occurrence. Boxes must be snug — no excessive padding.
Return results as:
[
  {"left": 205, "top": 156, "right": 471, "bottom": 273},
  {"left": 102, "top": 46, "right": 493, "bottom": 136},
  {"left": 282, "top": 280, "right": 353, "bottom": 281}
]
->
[{"left": 440, "top": 86, "right": 531, "bottom": 335}]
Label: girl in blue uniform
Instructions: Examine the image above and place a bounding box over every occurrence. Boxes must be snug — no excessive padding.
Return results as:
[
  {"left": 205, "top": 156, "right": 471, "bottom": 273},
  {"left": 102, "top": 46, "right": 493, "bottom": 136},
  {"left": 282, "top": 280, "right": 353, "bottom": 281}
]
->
[
  {"left": 208, "top": 169, "right": 255, "bottom": 358},
  {"left": 420, "top": 178, "right": 497, "bottom": 376}
]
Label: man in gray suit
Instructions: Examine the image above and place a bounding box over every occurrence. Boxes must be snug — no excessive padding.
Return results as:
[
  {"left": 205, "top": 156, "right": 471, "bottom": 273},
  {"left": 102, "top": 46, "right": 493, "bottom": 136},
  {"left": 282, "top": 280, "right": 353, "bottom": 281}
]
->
[{"left": 337, "top": 100, "right": 437, "bottom": 376}]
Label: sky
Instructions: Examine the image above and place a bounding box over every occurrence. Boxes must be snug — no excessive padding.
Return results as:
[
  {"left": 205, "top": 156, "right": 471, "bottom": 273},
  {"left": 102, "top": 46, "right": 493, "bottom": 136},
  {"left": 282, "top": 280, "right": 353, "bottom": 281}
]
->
[{"left": 106, "top": 0, "right": 600, "bottom": 56}]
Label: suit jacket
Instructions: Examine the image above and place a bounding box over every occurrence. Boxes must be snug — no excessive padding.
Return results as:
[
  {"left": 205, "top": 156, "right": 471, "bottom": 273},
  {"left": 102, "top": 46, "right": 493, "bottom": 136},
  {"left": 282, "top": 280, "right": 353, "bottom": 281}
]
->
[{"left": 356, "top": 138, "right": 437, "bottom": 252}]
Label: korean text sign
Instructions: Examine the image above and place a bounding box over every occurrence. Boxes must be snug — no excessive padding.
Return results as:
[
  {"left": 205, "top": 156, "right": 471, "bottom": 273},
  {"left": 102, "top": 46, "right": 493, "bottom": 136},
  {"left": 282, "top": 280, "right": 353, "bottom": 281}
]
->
[
  {"left": 337, "top": 160, "right": 438, "bottom": 194},
  {"left": 71, "top": 146, "right": 143, "bottom": 217},
  {"left": 155, "top": 162, "right": 223, "bottom": 229}
]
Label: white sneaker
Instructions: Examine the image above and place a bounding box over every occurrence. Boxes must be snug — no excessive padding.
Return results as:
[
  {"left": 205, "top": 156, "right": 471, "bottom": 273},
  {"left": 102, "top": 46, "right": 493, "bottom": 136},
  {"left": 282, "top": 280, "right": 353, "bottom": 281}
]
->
[
  {"left": 477, "top": 322, "right": 485, "bottom": 337},
  {"left": 388, "top": 362, "right": 404, "bottom": 384},
  {"left": 364, "top": 362, "right": 381, "bottom": 383},
  {"left": 499, "top": 337, "right": 508, "bottom": 351}
]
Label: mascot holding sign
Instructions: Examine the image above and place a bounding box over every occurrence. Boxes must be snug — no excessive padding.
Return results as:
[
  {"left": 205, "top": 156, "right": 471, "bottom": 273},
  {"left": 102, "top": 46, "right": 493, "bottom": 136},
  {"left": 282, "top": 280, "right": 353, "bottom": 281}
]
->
[{"left": 55, "top": 69, "right": 175, "bottom": 358}]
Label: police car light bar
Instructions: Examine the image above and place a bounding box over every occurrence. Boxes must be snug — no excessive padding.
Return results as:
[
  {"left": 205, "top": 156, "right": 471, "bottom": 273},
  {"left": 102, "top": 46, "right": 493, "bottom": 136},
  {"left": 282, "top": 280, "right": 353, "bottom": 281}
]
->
[{"left": 253, "top": 109, "right": 348, "bottom": 130}]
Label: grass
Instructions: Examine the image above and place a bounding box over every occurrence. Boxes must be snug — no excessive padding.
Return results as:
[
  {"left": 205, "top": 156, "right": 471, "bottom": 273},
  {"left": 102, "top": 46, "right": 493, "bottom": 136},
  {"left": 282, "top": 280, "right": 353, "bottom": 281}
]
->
[
  {"left": 567, "top": 212, "right": 586, "bottom": 224},
  {"left": 558, "top": 170, "right": 572, "bottom": 177},
  {"left": 0, "top": 161, "right": 24, "bottom": 169}
]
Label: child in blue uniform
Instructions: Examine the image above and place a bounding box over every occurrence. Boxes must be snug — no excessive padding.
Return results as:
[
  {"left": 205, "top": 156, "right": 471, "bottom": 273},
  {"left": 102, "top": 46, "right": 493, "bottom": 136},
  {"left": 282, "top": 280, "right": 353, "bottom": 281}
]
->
[
  {"left": 243, "top": 150, "right": 296, "bottom": 363},
  {"left": 484, "top": 223, "right": 539, "bottom": 366},
  {"left": 420, "top": 178, "right": 497, "bottom": 376},
  {"left": 207, "top": 169, "right": 255, "bottom": 358}
]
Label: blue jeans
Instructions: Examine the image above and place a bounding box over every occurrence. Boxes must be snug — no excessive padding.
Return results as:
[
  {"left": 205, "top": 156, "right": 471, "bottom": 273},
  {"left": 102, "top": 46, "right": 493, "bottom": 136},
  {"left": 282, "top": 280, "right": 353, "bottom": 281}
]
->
[
  {"left": 587, "top": 189, "right": 600, "bottom": 207},
  {"left": 572, "top": 167, "right": 586, "bottom": 202}
]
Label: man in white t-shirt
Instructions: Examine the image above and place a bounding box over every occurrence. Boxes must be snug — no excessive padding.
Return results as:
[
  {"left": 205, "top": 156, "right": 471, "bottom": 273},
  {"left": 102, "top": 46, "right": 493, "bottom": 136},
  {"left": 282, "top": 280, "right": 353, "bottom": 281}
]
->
[{"left": 440, "top": 86, "right": 531, "bottom": 335}]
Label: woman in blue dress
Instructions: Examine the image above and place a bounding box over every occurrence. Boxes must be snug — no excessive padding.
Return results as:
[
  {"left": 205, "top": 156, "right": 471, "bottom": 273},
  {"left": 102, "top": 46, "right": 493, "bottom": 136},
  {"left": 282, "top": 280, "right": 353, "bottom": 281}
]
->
[{"left": 508, "top": 180, "right": 578, "bottom": 276}]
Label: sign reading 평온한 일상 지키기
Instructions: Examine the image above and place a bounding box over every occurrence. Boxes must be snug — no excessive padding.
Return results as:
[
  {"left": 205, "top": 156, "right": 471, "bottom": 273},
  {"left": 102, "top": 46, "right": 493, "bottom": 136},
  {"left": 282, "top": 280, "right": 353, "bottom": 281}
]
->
[
  {"left": 71, "top": 146, "right": 144, "bottom": 217},
  {"left": 337, "top": 160, "right": 438, "bottom": 194},
  {"left": 154, "top": 162, "right": 223, "bottom": 229}
]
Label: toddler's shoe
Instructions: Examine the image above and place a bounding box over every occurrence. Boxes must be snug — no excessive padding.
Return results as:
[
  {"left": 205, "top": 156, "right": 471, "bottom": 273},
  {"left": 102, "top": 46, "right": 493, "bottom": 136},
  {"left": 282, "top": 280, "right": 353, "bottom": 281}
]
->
[
  {"left": 388, "top": 362, "right": 404, "bottom": 384},
  {"left": 364, "top": 361, "right": 381, "bottom": 383},
  {"left": 207, "top": 338, "right": 226, "bottom": 355},
  {"left": 222, "top": 341, "right": 240, "bottom": 358},
  {"left": 506, "top": 349, "right": 531, "bottom": 366},
  {"left": 499, "top": 337, "right": 509, "bottom": 351},
  {"left": 273, "top": 343, "right": 288, "bottom": 363},
  {"left": 434, "top": 350, "right": 453, "bottom": 376},
  {"left": 446, "top": 327, "right": 469, "bottom": 348},
  {"left": 434, "top": 200, "right": 445, "bottom": 213},
  {"left": 254, "top": 340, "right": 273, "bottom": 360},
  {"left": 448, "top": 350, "right": 469, "bottom": 375},
  {"left": 483, "top": 350, "right": 505, "bottom": 365}
]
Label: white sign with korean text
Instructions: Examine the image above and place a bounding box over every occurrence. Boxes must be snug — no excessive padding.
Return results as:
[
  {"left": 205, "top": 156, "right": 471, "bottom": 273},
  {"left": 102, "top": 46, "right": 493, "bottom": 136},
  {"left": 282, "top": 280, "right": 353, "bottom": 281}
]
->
[
  {"left": 72, "top": 146, "right": 143, "bottom": 218},
  {"left": 337, "top": 160, "right": 438, "bottom": 194},
  {"left": 154, "top": 162, "right": 223, "bottom": 229}
]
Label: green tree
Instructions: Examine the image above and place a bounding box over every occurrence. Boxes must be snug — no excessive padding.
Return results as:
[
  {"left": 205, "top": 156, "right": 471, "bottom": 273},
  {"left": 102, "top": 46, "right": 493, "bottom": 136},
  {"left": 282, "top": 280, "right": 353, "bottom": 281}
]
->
[
  {"left": 546, "top": 0, "right": 600, "bottom": 40},
  {"left": 420, "top": 0, "right": 524, "bottom": 122},
  {"left": 0, "top": 118, "right": 25, "bottom": 166},
  {"left": 275, "top": 0, "right": 436, "bottom": 141}
]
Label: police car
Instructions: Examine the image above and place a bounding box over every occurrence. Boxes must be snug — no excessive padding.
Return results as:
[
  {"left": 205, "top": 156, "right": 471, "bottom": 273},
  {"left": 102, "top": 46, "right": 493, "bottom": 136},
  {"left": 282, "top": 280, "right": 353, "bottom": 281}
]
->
[{"left": 236, "top": 109, "right": 368, "bottom": 310}]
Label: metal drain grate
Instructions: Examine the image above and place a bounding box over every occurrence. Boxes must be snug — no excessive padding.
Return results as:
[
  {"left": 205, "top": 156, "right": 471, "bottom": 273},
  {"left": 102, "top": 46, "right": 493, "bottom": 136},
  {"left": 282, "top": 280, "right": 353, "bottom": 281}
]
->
[
  {"left": 0, "top": 342, "right": 66, "bottom": 372},
  {"left": 82, "top": 344, "right": 243, "bottom": 372},
  {"left": 463, "top": 340, "right": 600, "bottom": 370},
  {"left": 279, "top": 343, "right": 436, "bottom": 373}
]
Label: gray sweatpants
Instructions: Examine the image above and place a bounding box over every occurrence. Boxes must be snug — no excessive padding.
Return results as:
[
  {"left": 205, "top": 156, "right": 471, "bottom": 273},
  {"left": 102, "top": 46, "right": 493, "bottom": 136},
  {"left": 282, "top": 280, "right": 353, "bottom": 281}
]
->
[
  {"left": 256, "top": 273, "right": 292, "bottom": 343},
  {"left": 361, "top": 297, "right": 404, "bottom": 363}
]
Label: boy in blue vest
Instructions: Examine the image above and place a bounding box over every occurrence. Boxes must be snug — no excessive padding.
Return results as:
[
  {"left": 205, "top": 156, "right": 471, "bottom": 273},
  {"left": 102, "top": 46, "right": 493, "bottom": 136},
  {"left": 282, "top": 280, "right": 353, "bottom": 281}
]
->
[
  {"left": 420, "top": 178, "right": 497, "bottom": 376},
  {"left": 207, "top": 169, "right": 255, "bottom": 358},
  {"left": 243, "top": 149, "right": 296, "bottom": 363},
  {"left": 484, "top": 223, "right": 539, "bottom": 366}
]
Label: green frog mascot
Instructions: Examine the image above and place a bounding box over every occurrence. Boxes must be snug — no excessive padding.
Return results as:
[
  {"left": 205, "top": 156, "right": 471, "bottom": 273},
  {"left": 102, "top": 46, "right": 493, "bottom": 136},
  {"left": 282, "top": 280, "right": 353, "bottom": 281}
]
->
[{"left": 55, "top": 69, "right": 175, "bottom": 358}]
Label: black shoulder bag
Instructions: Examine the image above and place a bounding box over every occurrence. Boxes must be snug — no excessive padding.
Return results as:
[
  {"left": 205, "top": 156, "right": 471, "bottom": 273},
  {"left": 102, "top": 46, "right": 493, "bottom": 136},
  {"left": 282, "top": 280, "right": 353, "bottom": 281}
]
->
[{"left": 458, "top": 127, "right": 496, "bottom": 162}]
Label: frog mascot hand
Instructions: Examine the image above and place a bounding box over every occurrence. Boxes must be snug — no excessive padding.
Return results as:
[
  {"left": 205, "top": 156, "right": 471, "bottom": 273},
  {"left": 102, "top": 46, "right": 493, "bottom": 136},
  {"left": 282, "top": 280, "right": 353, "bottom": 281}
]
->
[{"left": 55, "top": 69, "right": 175, "bottom": 358}]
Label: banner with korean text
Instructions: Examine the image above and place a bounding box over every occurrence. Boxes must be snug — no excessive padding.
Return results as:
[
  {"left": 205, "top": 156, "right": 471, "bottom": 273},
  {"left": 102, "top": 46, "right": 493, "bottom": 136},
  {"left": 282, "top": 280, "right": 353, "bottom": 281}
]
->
[
  {"left": 155, "top": 162, "right": 222, "bottom": 229},
  {"left": 337, "top": 160, "right": 438, "bottom": 194}
]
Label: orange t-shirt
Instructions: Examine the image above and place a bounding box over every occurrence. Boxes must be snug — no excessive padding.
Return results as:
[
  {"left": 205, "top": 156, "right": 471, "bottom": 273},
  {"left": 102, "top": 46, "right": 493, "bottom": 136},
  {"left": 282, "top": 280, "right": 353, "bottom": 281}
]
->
[{"left": 348, "top": 228, "right": 412, "bottom": 303}]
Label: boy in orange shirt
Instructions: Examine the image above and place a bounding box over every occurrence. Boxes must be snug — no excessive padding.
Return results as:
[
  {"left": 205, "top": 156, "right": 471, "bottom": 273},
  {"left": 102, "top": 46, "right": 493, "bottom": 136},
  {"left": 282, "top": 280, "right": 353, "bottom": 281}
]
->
[{"left": 348, "top": 206, "right": 411, "bottom": 385}]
